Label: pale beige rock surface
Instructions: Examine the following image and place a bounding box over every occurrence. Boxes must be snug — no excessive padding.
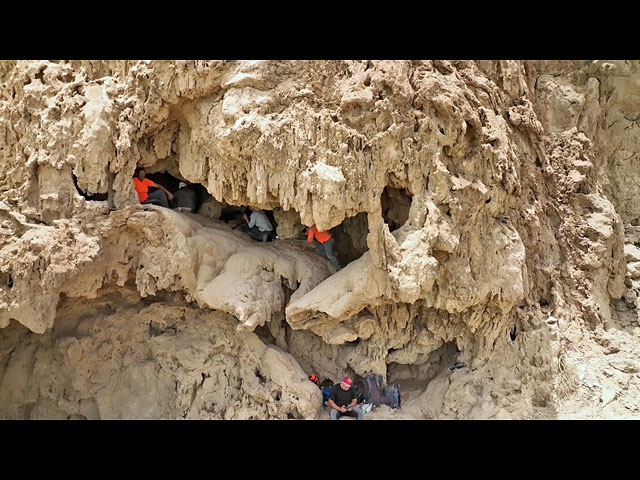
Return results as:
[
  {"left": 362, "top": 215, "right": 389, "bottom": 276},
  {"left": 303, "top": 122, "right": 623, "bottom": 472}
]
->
[{"left": 1, "top": 60, "right": 640, "bottom": 419}]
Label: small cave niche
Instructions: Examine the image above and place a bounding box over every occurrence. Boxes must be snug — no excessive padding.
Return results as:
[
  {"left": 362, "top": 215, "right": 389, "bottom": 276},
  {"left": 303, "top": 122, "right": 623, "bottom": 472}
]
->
[
  {"left": 72, "top": 174, "right": 107, "bottom": 202},
  {"left": 254, "top": 368, "right": 267, "bottom": 385},
  {"left": 331, "top": 212, "right": 369, "bottom": 265},
  {"left": 1, "top": 271, "right": 13, "bottom": 289},
  {"left": 387, "top": 341, "right": 459, "bottom": 392},
  {"left": 34, "top": 66, "right": 46, "bottom": 82},
  {"left": 219, "top": 204, "right": 246, "bottom": 224},
  {"left": 381, "top": 186, "right": 412, "bottom": 231},
  {"left": 576, "top": 184, "right": 591, "bottom": 195},
  {"left": 253, "top": 324, "right": 277, "bottom": 345}
]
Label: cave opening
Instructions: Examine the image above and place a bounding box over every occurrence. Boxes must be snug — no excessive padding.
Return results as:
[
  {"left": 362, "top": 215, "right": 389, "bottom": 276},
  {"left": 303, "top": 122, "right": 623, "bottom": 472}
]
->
[
  {"left": 1, "top": 272, "right": 13, "bottom": 289},
  {"left": 386, "top": 341, "right": 459, "bottom": 393},
  {"left": 72, "top": 174, "right": 107, "bottom": 202},
  {"left": 142, "top": 167, "right": 284, "bottom": 243},
  {"left": 253, "top": 324, "right": 277, "bottom": 345},
  {"left": 331, "top": 212, "right": 369, "bottom": 266},
  {"left": 381, "top": 186, "right": 412, "bottom": 231},
  {"left": 143, "top": 170, "right": 209, "bottom": 214},
  {"left": 219, "top": 204, "right": 279, "bottom": 242},
  {"left": 510, "top": 324, "right": 517, "bottom": 341}
]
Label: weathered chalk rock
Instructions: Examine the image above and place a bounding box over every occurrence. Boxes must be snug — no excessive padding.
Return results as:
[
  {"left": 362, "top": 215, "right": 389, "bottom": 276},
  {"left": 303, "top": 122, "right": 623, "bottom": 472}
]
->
[{"left": 2, "top": 60, "right": 640, "bottom": 419}]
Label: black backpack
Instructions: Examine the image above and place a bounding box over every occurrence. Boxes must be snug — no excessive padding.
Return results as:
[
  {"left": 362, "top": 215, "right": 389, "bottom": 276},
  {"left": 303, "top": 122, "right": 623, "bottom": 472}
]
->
[
  {"left": 383, "top": 384, "right": 401, "bottom": 409},
  {"left": 352, "top": 385, "right": 365, "bottom": 404}
]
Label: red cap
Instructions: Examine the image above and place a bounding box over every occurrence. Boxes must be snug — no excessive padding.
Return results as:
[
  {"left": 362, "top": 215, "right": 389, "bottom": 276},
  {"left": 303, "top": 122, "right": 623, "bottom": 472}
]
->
[{"left": 342, "top": 377, "right": 352, "bottom": 385}]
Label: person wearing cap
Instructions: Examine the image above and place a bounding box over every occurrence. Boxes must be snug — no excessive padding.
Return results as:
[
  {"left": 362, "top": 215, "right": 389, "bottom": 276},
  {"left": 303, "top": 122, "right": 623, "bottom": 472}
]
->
[
  {"left": 172, "top": 181, "right": 197, "bottom": 213},
  {"left": 327, "top": 377, "right": 363, "bottom": 420},
  {"left": 133, "top": 167, "right": 173, "bottom": 208}
]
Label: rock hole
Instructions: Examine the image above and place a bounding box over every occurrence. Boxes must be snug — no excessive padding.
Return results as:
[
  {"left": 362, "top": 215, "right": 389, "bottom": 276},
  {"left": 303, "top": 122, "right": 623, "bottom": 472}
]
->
[
  {"left": 535, "top": 157, "right": 542, "bottom": 168},
  {"left": 387, "top": 341, "right": 459, "bottom": 392},
  {"left": 254, "top": 368, "right": 266, "bottom": 385},
  {"left": 364, "top": 76, "right": 371, "bottom": 87},
  {"left": 576, "top": 184, "right": 590, "bottom": 195},
  {"left": 72, "top": 174, "right": 108, "bottom": 201},
  {"left": 254, "top": 324, "right": 277, "bottom": 345},
  {"left": 58, "top": 73, "right": 74, "bottom": 83},
  {"left": 1, "top": 272, "right": 13, "bottom": 288},
  {"left": 485, "top": 197, "right": 491, "bottom": 204},
  {"left": 34, "top": 66, "right": 46, "bottom": 82},
  {"left": 332, "top": 211, "right": 369, "bottom": 265},
  {"left": 381, "top": 186, "right": 412, "bottom": 231},
  {"left": 510, "top": 325, "right": 517, "bottom": 341},
  {"left": 142, "top": 170, "right": 210, "bottom": 214},
  {"left": 539, "top": 298, "right": 549, "bottom": 308},
  {"left": 439, "top": 127, "right": 445, "bottom": 135}
]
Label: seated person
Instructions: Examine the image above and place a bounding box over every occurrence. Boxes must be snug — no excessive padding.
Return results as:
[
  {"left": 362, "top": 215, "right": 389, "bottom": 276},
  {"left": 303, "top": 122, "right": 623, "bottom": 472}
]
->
[
  {"left": 241, "top": 207, "right": 274, "bottom": 242},
  {"left": 133, "top": 167, "right": 173, "bottom": 208},
  {"left": 327, "top": 377, "right": 363, "bottom": 420},
  {"left": 171, "top": 181, "right": 197, "bottom": 213}
]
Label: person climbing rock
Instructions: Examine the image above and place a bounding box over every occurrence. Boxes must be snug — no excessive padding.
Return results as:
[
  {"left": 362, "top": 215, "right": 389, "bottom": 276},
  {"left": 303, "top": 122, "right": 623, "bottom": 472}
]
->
[
  {"left": 242, "top": 206, "right": 274, "bottom": 242},
  {"left": 133, "top": 167, "right": 173, "bottom": 208},
  {"left": 306, "top": 224, "right": 341, "bottom": 271},
  {"left": 172, "top": 181, "right": 197, "bottom": 213},
  {"left": 328, "top": 377, "right": 363, "bottom": 420}
]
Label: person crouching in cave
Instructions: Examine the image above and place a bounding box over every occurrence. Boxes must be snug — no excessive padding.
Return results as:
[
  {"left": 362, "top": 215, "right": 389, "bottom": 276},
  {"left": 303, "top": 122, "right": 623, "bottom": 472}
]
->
[
  {"left": 328, "top": 377, "right": 363, "bottom": 420},
  {"left": 306, "top": 224, "right": 341, "bottom": 271},
  {"left": 242, "top": 206, "right": 274, "bottom": 242},
  {"left": 133, "top": 167, "right": 173, "bottom": 208},
  {"left": 172, "top": 181, "right": 197, "bottom": 213}
]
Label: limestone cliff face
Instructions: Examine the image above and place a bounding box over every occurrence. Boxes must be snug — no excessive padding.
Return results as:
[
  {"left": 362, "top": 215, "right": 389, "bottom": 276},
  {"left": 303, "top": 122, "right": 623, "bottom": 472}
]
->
[{"left": 1, "top": 60, "right": 639, "bottom": 420}]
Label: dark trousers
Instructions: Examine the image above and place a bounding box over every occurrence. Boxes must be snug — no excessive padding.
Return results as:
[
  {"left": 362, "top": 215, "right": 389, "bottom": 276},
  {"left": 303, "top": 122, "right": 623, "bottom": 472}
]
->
[
  {"left": 142, "top": 190, "right": 169, "bottom": 208},
  {"left": 246, "top": 225, "right": 271, "bottom": 242},
  {"left": 315, "top": 237, "right": 341, "bottom": 270},
  {"left": 330, "top": 408, "right": 364, "bottom": 420}
]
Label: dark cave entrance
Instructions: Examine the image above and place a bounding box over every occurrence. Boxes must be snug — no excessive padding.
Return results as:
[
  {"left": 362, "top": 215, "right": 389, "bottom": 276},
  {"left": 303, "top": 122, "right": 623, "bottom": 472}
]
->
[
  {"left": 381, "top": 186, "right": 412, "bottom": 231},
  {"left": 72, "top": 174, "right": 107, "bottom": 202},
  {"left": 331, "top": 212, "right": 369, "bottom": 266},
  {"left": 144, "top": 169, "right": 281, "bottom": 242},
  {"left": 218, "top": 204, "right": 279, "bottom": 242},
  {"left": 143, "top": 171, "right": 210, "bottom": 213},
  {"left": 386, "top": 341, "right": 459, "bottom": 392},
  {"left": 0, "top": 271, "right": 13, "bottom": 289}
]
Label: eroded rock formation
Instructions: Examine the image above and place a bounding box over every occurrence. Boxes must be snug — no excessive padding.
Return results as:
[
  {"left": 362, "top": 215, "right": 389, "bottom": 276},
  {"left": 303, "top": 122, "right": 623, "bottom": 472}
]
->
[{"left": 1, "top": 60, "right": 640, "bottom": 419}]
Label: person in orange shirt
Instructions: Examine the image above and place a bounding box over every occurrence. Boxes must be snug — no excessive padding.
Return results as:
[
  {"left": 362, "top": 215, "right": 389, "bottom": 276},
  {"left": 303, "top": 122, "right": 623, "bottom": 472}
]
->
[
  {"left": 306, "top": 224, "right": 341, "bottom": 271},
  {"left": 133, "top": 167, "right": 173, "bottom": 208}
]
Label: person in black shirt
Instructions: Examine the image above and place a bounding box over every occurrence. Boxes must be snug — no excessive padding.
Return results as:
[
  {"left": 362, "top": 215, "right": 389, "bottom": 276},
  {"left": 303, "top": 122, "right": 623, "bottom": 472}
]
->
[
  {"left": 172, "top": 182, "right": 197, "bottom": 213},
  {"left": 328, "top": 377, "right": 364, "bottom": 420}
]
